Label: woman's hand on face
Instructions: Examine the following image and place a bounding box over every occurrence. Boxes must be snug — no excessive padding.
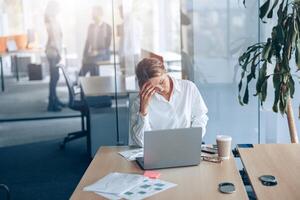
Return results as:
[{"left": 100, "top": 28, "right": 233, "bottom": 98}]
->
[{"left": 139, "top": 82, "right": 156, "bottom": 116}]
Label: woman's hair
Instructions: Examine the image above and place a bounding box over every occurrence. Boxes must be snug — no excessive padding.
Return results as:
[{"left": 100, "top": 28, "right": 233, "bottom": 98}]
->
[
  {"left": 135, "top": 58, "right": 166, "bottom": 88},
  {"left": 45, "top": 0, "right": 60, "bottom": 20}
]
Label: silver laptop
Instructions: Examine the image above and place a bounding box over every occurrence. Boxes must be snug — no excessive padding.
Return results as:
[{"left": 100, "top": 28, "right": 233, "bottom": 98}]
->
[{"left": 136, "top": 127, "right": 202, "bottom": 170}]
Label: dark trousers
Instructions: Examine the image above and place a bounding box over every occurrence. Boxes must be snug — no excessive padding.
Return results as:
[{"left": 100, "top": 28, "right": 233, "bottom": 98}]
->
[
  {"left": 79, "top": 63, "right": 99, "bottom": 76},
  {"left": 79, "top": 52, "right": 110, "bottom": 76},
  {"left": 47, "top": 55, "right": 60, "bottom": 106}
]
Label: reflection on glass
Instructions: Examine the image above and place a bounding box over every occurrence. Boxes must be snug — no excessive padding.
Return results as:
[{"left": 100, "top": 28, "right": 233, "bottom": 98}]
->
[
  {"left": 182, "top": 0, "right": 260, "bottom": 145},
  {"left": 118, "top": 1, "right": 142, "bottom": 76},
  {"left": 79, "top": 5, "right": 112, "bottom": 77},
  {"left": 44, "top": 0, "right": 64, "bottom": 112}
]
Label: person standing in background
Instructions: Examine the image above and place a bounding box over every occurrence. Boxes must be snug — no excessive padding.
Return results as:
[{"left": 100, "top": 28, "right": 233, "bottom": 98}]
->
[
  {"left": 79, "top": 6, "right": 112, "bottom": 76},
  {"left": 45, "top": 0, "right": 65, "bottom": 112}
]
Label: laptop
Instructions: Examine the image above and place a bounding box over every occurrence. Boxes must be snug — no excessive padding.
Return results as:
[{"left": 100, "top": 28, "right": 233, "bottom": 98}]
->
[{"left": 136, "top": 127, "right": 202, "bottom": 170}]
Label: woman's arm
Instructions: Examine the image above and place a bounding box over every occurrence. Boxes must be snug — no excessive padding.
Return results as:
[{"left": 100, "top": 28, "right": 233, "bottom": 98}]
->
[
  {"left": 83, "top": 24, "right": 92, "bottom": 60},
  {"left": 190, "top": 83, "right": 209, "bottom": 137},
  {"left": 105, "top": 24, "right": 112, "bottom": 50},
  {"left": 130, "top": 98, "right": 151, "bottom": 147},
  {"left": 45, "top": 19, "right": 62, "bottom": 57}
]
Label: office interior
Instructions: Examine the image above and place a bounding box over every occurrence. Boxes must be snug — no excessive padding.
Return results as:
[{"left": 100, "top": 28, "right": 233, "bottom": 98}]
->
[{"left": 0, "top": 0, "right": 300, "bottom": 199}]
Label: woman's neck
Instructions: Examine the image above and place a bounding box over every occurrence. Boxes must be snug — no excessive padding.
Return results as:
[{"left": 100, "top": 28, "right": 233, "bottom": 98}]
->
[{"left": 162, "top": 76, "right": 173, "bottom": 101}]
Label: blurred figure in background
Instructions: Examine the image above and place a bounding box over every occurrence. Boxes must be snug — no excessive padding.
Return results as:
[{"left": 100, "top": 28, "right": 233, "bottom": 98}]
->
[
  {"left": 45, "top": 0, "right": 65, "bottom": 112},
  {"left": 118, "top": 1, "right": 142, "bottom": 76},
  {"left": 79, "top": 6, "right": 112, "bottom": 76}
]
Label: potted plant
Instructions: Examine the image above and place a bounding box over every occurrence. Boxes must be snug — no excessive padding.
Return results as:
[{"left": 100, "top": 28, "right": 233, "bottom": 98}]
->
[{"left": 238, "top": 0, "right": 300, "bottom": 143}]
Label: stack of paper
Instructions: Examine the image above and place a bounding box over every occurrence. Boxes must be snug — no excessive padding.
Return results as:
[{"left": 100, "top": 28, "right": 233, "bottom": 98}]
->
[
  {"left": 83, "top": 172, "right": 176, "bottom": 200},
  {"left": 118, "top": 148, "right": 144, "bottom": 161}
]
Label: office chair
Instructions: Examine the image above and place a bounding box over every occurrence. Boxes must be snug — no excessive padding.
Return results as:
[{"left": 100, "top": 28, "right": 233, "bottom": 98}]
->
[
  {"left": 0, "top": 184, "right": 10, "bottom": 200},
  {"left": 58, "top": 64, "right": 88, "bottom": 149},
  {"left": 58, "top": 64, "right": 112, "bottom": 149}
]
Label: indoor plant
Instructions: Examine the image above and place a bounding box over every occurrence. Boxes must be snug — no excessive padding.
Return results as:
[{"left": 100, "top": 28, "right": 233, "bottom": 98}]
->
[{"left": 238, "top": 0, "right": 300, "bottom": 143}]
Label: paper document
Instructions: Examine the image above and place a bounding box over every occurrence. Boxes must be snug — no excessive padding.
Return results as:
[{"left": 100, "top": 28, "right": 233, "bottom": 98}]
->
[
  {"left": 84, "top": 172, "right": 177, "bottom": 200},
  {"left": 118, "top": 178, "right": 177, "bottom": 200},
  {"left": 95, "top": 177, "right": 176, "bottom": 200},
  {"left": 83, "top": 172, "right": 145, "bottom": 195},
  {"left": 118, "top": 148, "right": 144, "bottom": 161}
]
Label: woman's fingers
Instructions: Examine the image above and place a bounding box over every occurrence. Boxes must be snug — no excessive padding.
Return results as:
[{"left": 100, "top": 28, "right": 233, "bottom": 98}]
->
[
  {"left": 148, "top": 88, "right": 156, "bottom": 98},
  {"left": 140, "top": 82, "right": 151, "bottom": 93},
  {"left": 139, "top": 83, "right": 148, "bottom": 96},
  {"left": 140, "top": 84, "right": 155, "bottom": 98},
  {"left": 144, "top": 87, "right": 156, "bottom": 99}
]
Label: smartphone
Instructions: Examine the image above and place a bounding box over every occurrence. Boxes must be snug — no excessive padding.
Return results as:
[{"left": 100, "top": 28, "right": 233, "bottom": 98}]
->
[
  {"left": 201, "top": 146, "right": 218, "bottom": 154},
  {"left": 237, "top": 144, "right": 254, "bottom": 148}
]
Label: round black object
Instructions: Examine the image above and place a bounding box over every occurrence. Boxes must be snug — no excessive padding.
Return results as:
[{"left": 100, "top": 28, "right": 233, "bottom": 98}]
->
[
  {"left": 219, "top": 182, "right": 236, "bottom": 194},
  {"left": 259, "top": 175, "right": 278, "bottom": 186}
]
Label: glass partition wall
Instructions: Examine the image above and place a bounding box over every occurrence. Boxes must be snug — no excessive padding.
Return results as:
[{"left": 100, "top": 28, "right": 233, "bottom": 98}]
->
[
  {"left": 183, "top": 0, "right": 300, "bottom": 144},
  {"left": 182, "top": 0, "right": 260, "bottom": 145},
  {"left": 0, "top": 0, "right": 299, "bottom": 146}
]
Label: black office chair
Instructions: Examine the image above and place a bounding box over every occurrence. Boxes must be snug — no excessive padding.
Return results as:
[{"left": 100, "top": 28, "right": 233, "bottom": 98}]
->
[
  {"left": 58, "top": 64, "right": 88, "bottom": 149},
  {"left": 0, "top": 184, "right": 10, "bottom": 200},
  {"left": 58, "top": 64, "right": 112, "bottom": 149}
]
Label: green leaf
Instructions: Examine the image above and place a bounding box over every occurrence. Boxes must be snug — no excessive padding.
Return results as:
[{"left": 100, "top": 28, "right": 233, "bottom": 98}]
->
[
  {"left": 250, "top": 53, "right": 260, "bottom": 78},
  {"left": 279, "top": 83, "right": 289, "bottom": 114},
  {"left": 273, "top": 25, "right": 285, "bottom": 44},
  {"left": 292, "top": 20, "right": 298, "bottom": 45},
  {"left": 241, "top": 53, "right": 251, "bottom": 70},
  {"left": 296, "top": 41, "right": 300, "bottom": 70},
  {"left": 243, "top": 85, "right": 249, "bottom": 104},
  {"left": 262, "top": 39, "right": 272, "bottom": 61},
  {"left": 289, "top": 76, "right": 295, "bottom": 98},
  {"left": 238, "top": 79, "right": 243, "bottom": 92},
  {"left": 267, "top": 0, "right": 279, "bottom": 18},
  {"left": 238, "top": 94, "right": 244, "bottom": 106},
  {"left": 279, "top": 94, "right": 285, "bottom": 114},
  {"left": 260, "top": 0, "right": 271, "bottom": 21},
  {"left": 256, "top": 62, "right": 268, "bottom": 94},
  {"left": 272, "top": 74, "right": 281, "bottom": 113},
  {"left": 261, "top": 77, "right": 268, "bottom": 102},
  {"left": 238, "top": 71, "right": 245, "bottom": 105},
  {"left": 277, "top": 0, "right": 285, "bottom": 23}
]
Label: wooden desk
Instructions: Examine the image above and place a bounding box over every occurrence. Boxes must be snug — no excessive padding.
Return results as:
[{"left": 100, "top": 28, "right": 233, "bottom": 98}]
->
[
  {"left": 71, "top": 146, "right": 248, "bottom": 200},
  {"left": 80, "top": 76, "right": 138, "bottom": 97},
  {"left": 238, "top": 144, "right": 300, "bottom": 200}
]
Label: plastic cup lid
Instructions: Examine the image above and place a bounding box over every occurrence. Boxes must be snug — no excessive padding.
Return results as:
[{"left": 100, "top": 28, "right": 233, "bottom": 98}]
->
[{"left": 216, "top": 135, "right": 232, "bottom": 141}]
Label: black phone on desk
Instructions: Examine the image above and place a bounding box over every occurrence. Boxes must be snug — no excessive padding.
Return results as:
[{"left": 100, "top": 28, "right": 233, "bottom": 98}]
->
[
  {"left": 237, "top": 144, "right": 254, "bottom": 148},
  {"left": 201, "top": 146, "right": 218, "bottom": 154}
]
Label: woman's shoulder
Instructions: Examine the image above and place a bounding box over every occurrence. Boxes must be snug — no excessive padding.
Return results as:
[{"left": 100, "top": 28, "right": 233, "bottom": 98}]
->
[
  {"left": 174, "top": 78, "right": 197, "bottom": 90},
  {"left": 131, "top": 95, "right": 140, "bottom": 107}
]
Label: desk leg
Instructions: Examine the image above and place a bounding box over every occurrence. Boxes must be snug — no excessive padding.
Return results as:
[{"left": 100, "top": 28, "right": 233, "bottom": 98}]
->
[
  {"left": 14, "top": 55, "right": 19, "bottom": 81},
  {"left": 0, "top": 56, "right": 4, "bottom": 92},
  {"left": 82, "top": 89, "right": 91, "bottom": 157},
  {"left": 86, "top": 109, "right": 91, "bottom": 158}
]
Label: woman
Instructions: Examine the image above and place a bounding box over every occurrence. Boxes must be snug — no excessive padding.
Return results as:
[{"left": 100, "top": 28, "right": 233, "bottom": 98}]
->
[
  {"left": 45, "top": 0, "right": 65, "bottom": 111},
  {"left": 130, "top": 58, "right": 208, "bottom": 147}
]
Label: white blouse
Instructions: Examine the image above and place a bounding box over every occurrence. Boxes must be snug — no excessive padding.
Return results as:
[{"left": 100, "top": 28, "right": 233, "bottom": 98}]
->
[{"left": 130, "top": 77, "right": 209, "bottom": 147}]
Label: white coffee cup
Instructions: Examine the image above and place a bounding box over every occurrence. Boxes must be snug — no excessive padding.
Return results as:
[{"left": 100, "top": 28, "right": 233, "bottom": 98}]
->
[{"left": 216, "top": 135, "right": 232, "bottom": 160}]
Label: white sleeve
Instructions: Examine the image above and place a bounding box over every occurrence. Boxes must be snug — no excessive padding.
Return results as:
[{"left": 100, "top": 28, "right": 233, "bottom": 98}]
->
[
  {"left": 130, "top": 98, "right": 151, "bottom": 147},
  {"left": 190, "top": 83, "right": 209, "bottom": 137}
]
